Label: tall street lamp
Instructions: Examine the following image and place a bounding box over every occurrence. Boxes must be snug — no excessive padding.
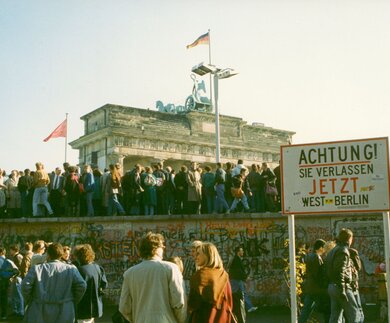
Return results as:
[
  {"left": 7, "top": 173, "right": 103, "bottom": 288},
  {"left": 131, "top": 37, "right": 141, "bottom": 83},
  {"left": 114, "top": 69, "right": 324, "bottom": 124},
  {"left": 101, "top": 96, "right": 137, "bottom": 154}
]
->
[{"left": 192, "top": 62, "right": 238, "bottom": 163}]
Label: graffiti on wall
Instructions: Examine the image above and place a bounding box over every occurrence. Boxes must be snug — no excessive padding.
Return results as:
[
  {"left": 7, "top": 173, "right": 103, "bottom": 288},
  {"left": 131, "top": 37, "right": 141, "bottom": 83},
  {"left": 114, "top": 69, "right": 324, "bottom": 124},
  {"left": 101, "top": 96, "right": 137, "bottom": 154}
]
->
[{"left": 0, "top": 214, "right": 383, "bottom": 305}]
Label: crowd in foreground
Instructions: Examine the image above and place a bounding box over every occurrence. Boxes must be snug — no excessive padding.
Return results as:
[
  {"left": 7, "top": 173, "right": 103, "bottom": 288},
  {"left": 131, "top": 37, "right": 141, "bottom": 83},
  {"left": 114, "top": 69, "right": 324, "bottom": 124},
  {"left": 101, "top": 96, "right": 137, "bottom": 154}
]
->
[
  {"left": 0, "top": 159, "right": 281, "bottom": 218},
  {"left": 0, "top": 227, "right": 376, "bottom": 323},
  {"left": 0, "top": 235, "right": 258, "bottom": 323},
  {"left": 0, "top": 241, "right": 106, "bottom": 322}
]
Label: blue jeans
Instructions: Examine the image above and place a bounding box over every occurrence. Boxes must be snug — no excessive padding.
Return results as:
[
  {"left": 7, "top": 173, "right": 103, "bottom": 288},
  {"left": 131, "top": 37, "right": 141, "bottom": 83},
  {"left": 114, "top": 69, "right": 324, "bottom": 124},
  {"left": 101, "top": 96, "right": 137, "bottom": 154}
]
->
[
  {"left": 33, "top": 186, "right": 53, "bottom": 216},
  {"left": 215, "top": 184, "right": 229, "bottom": 212},
  {"left": 86, "top": 192, "right": 94, "bottom": 216},
  {"left": 11, "top": 277, "right": 24, "bottom": 315},
  {"left": 230, "top": 279, "right": 254, "bottom": 310},
  {"left": 108, "top": 194, "right": 125, "bottom": 216},
  {"left": 230, "top": 193, "right": 250, "bottom": 211},
  {"left": 328, "top": 284, "right": 364, "bottom": 323},
  {"left": 144, "top": 205, "right": 154, "bottom": 215},
  {"left": 353, "top": 290, "right": 364, "bottom": 322}
]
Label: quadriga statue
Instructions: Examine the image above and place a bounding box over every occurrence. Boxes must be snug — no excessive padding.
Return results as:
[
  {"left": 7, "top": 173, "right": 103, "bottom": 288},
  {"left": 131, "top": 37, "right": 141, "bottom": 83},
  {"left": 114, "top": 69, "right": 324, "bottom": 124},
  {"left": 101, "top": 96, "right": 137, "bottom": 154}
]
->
[{"left": 156, "top": 74, "right": 212, "bottom": 114}]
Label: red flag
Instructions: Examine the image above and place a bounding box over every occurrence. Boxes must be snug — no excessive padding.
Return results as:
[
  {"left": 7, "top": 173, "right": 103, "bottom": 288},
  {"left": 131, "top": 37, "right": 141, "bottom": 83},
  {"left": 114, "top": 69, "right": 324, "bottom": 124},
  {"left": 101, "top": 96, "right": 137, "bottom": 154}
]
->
[{"left": 43, "top": 119, "right": 67, "bottom": 142}]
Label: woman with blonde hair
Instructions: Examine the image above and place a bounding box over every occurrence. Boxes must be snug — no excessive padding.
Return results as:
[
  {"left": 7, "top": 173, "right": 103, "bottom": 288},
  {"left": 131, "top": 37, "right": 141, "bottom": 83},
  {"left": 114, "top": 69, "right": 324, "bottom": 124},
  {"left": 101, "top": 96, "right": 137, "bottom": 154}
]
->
[
  {"left": 188, "top": 242, "right": 234, "bottom": 322},
  {"left": 32, "top": 162, "right": 53, "bottom": 216}
]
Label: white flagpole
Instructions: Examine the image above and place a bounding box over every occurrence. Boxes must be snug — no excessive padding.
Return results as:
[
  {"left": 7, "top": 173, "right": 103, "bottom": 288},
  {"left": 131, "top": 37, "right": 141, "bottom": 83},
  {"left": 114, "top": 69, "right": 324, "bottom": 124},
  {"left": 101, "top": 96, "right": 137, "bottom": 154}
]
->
[
  {"left": 382, "top": 211, "right": 390, "bottom": 321},
  {"left": 208, "top": 29, "right": 213, "bottom": 110}
]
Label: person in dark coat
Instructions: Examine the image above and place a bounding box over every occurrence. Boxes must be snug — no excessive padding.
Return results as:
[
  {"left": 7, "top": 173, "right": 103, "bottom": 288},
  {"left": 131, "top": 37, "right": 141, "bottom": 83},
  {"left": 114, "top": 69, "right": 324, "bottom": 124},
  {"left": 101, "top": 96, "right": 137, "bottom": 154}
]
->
[
  {"left": 64, "top": 166, "right": 81, "bottom": 217},
  {"left": 229, "top": 246, "right": 257, "bottom": 314},
  {"left": 259, "top": 162, "right": 276, "bottom": 212},
  {"left": 298, "top": 239, "right": 329, "bottom": 323},
  {"left": 272, "top": 161, "right": 281, "bottom": 211},
  {"left": 164, "top": 166, "right": 176, "bottom": 215},
  {"left": 326, "top": 228, "right": 364, "bottom": 323},
  {"left": 141, "top": 167, "right": 157, "bottom": 216},
  {"left": 122, "top": 164, "right": 144, "bottom": 215},
  {"left": 224, "top": 162, "right": 234, "bottom": 207},
  {"left": 174, "top": 166, "right": 188, "bottom": 214},
  {"left": 74, "top": 244, "right": 107, "bottom": 323},
  {"left": 49, "top": 167, "right": 64, "bottom": 217},
  {"left": 246, "top": 164, "right": 261, "bottom": 212}
]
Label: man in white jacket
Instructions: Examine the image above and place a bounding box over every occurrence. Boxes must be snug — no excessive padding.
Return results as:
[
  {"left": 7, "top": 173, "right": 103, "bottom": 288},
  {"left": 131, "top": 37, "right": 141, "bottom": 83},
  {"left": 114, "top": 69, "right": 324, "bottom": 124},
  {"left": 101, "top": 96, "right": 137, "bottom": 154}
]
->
[
  {"left": 231, "top": 159, "right": 247, "bottom": 177},
  {"left": 119, "top": 232, "right": 187, "bottom": 323}
]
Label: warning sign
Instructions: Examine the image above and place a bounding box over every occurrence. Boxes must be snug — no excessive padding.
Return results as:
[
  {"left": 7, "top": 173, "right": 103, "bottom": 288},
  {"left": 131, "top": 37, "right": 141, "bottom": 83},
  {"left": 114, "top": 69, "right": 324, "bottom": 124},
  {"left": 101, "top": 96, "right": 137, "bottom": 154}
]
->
[{"left": 281, "top": 137, "right": 390, "bottom": 214}]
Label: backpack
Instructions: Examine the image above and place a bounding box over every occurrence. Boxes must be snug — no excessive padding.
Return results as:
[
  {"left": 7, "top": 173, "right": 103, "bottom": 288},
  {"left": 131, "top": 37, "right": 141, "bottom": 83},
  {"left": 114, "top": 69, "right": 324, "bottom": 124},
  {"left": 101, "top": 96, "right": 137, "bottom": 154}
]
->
[
  {"left": 155, "top": 177, "right": 164, "bottom": 187},
  {"left": 144, "top": 174, "right": 156, "bottom": 187},
  {"left": 153, "top": 170, "right": 166, "bottom": 190}
]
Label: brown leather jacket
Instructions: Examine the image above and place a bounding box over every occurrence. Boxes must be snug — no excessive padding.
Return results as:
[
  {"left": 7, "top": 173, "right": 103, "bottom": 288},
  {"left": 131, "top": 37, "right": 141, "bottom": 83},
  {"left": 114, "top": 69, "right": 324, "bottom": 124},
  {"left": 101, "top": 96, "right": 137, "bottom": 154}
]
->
[{"left": 326, "top": 243, "right": 353, "bottom": 292}]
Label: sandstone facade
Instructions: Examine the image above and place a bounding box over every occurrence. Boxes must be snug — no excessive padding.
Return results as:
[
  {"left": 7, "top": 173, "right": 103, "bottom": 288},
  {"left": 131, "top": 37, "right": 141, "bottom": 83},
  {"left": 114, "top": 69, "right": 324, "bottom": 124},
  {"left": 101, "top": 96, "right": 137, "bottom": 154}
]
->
[{"left": 69, "top": 104, "right": 295, "bottom": 171}]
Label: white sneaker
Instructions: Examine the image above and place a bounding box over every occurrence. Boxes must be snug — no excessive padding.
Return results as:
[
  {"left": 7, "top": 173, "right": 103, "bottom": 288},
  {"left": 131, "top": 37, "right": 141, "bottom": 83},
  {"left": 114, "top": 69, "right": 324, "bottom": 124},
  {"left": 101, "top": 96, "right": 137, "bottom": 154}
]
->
[{"left": 248, "top": 307, "right": 258, "bottom": 313}]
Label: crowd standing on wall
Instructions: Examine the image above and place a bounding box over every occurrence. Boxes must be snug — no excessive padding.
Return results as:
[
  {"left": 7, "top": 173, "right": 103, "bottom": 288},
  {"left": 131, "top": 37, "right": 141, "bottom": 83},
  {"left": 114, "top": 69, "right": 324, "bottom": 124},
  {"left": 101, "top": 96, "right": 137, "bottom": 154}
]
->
[
  {"left": 0, "top": 227, "right": 370, "bottom": 322},
  {"left": 0, "top": 159, "right": 281, "bottom": 218}
]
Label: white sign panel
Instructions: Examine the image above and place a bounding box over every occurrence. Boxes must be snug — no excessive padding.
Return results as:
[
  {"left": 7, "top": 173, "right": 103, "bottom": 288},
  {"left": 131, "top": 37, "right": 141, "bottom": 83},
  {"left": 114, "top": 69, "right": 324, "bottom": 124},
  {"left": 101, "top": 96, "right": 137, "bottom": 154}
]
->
[{"left": 281, "top": 137, "right": 390, "bottom": 214}]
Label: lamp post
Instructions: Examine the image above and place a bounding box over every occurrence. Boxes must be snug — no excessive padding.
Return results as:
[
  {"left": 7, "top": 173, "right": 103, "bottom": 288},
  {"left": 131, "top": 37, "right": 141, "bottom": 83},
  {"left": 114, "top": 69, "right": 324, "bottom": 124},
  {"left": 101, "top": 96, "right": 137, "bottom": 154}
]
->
[{"left": 191, "top": 63, "right": 238, "bottom": 163}]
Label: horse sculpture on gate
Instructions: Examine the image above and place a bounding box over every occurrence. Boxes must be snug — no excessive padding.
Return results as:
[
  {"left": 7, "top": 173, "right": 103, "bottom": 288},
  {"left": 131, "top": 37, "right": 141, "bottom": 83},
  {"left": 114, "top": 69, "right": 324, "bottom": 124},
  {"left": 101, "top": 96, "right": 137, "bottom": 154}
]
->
[{"left": 156, "top": 73, "right": 212, "bottom": 114}]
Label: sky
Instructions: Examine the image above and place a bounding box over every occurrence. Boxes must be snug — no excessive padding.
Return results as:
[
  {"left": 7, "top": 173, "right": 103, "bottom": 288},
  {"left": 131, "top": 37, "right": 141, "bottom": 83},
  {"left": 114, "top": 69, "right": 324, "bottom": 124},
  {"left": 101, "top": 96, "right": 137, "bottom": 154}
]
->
[{"left": 1, "top": 0, "right": 390, "bottom": 173}]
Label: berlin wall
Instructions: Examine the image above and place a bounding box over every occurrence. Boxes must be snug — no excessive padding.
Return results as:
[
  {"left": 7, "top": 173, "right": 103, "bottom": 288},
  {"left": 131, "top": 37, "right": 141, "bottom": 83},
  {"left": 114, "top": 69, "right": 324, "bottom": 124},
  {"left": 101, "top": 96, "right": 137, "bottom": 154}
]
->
[{"left": 0, "top": 213, "right": 384, "bottom": 306}]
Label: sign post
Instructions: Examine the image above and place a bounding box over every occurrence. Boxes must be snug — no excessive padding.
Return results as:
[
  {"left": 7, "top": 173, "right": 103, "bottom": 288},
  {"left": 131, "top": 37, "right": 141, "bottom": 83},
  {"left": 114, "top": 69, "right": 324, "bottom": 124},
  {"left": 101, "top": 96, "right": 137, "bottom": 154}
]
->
[
  {"left": 288, "top": 214, "right": 297, "bottom": 322},
  {"left": 383, "top": 211, "right": 390, "bottom": 321},
  {"left": 281, "top": 137, "right": 390, "bottom": 323}
]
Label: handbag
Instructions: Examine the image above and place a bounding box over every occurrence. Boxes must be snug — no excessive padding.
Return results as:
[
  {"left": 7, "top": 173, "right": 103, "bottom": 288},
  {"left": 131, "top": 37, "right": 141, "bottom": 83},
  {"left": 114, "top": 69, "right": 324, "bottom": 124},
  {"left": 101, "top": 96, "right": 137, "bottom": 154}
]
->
[
  {"left": 78, "top": 183, "right": 85, "bottom": 193},
  {"left": 266, "top": 182, "right": 278, "bottom": 196},
  {"left": 73, "top": 176, "right": 84, "bottom": 193},
  {"left": 231, "top": 187, "right": 244, "bottom": 199}
]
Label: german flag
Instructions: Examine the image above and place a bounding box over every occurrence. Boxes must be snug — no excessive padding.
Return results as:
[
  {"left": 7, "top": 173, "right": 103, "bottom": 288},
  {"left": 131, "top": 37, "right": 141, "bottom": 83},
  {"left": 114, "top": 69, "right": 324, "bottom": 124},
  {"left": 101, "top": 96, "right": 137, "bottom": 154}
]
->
[{"left": 186, "top": 32, "right": 209, "bottom": 49}]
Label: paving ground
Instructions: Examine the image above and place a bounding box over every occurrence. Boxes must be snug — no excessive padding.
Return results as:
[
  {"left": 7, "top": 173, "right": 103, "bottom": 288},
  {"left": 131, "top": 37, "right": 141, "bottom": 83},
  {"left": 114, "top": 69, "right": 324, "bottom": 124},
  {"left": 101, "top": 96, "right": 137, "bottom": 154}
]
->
[
  {"left": 97, "top": 303, "right": 382, "bottom": 323},
  {"left": 1, "top": 303, "right": 384, "bottom": 322},
  {"left": 96, "top": 305, "right": 287, "bottom": 323}
]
